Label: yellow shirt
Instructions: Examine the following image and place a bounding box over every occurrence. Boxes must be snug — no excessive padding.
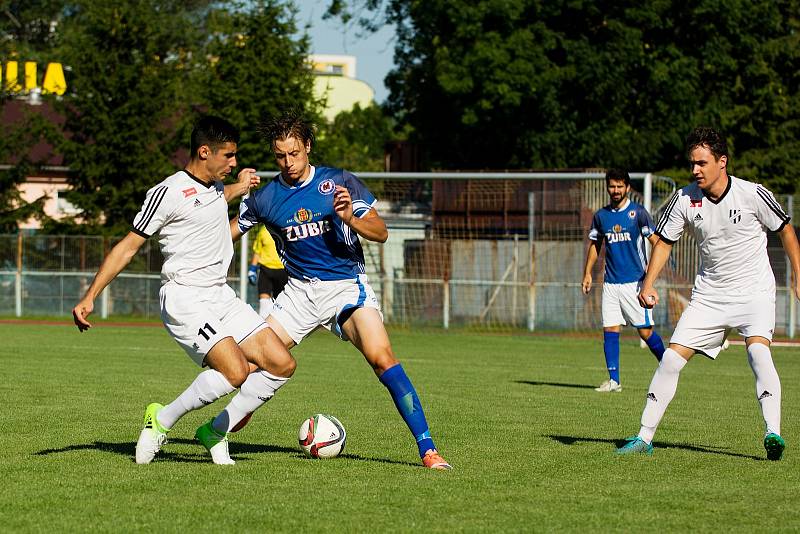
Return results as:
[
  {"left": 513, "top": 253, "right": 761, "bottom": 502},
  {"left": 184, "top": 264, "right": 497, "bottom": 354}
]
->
[{"left": 252, "top": 226, "right": 284, "bottom": 269}]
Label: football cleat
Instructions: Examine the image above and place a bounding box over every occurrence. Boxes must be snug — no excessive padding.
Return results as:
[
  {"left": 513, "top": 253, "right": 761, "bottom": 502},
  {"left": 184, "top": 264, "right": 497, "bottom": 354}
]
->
[
  {"left": 615, "top": 436, "right": 653, "bottom": 456},
  {"left": 595, "top": 379, "right": 622, "bottom": 393},
  {"left": 135, "top": 402, "right": 169, "bottom": 464},
  {"left": 195, "top": 419, "right": 235, "bottom": 465},
  {"left": 764, "top": 433, "right": 785, "bottom": 461},
  {"left": 422, "top": 449, "right": 452, "bottom": 470}
]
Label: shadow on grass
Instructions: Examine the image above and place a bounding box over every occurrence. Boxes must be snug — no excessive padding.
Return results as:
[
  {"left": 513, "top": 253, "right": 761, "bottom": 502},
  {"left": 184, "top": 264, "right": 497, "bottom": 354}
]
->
[
  {"left": 34, "top": 439, "right": 418, "bottom": 466},
  {"left": 547, "top": 434, "right": 764, "bottom": 460},
  {"left": 515, "top": 380, "right": 596, "bottom": 390}
]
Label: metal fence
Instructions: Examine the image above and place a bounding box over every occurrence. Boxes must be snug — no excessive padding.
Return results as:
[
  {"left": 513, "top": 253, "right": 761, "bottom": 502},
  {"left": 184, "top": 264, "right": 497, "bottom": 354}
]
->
[{"left": 2, "top": 173, "right": 798, "bottom": 335}]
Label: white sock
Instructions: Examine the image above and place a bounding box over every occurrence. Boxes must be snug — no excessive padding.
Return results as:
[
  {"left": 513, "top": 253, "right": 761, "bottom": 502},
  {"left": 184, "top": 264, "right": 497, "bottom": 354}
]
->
[
  {"left": 639, "top": 348, "right": 687, "bottom": 443},
  {"left": 747, "top": 343, "right": 781, "bottom": 436},
  {"left": 157, "top": 370, "right": 236, "bottom": 430},
  {"left": 258, "top": 297, "right": 274, "bottom": 318},
  {"left": 212, "top": 369, "right": 290, "bottom": 433}
]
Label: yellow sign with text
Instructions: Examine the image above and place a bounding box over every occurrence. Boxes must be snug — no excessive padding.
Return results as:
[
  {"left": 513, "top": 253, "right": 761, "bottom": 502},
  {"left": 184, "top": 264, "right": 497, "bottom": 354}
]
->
[{"left": 2, "top": 61, "right": 67, "bottom": 95}]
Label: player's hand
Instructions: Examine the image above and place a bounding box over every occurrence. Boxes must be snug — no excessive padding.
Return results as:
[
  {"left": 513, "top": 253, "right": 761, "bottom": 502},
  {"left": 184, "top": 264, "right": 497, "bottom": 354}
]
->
[
  {"left": 72, "top": 299, "right": 94, "bottom": 332},
  {"left": 333, "top": 185, "right": 354, "bottom": 224},
  {"left": 581, "top": 274, "right": 592, "bottom": 295},
  {"left": 248, "top": 265, "right": 258, "bottom": 285},
  {"left": 638, "top": 286, "right": 658, "bottom": 309},
  {"left": 237, "top": 167, "right": 260, "bottom": 190}
]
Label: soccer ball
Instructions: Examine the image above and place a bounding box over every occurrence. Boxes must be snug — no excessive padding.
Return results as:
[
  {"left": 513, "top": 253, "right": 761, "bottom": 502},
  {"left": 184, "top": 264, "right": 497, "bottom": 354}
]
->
[{"left": 298, "top": 414, "right": 346, "bottom": 458}]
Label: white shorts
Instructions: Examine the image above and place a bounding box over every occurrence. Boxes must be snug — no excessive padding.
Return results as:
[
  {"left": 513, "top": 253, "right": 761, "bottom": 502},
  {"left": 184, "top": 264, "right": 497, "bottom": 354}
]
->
[
  {"left": 671, "top": 293, "right": 775, "bottom": 359},
  {"left": 270, "top": 274, "right": 382, "bottom": 345},
  {"left": 602, "top": 281, "right": 654, "bottom": 328},
  {"left": 160, "top": 282, "right": 267, "bottom": 366}
]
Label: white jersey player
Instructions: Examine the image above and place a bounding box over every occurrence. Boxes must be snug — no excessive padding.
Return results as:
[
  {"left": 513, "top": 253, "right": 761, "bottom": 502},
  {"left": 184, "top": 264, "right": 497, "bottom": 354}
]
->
[
  {"left": 616, "top": 127, "right": 800, "bottom": 460},
  {"left": 73, "top": 116, "right": 296, "bottom": 465}
]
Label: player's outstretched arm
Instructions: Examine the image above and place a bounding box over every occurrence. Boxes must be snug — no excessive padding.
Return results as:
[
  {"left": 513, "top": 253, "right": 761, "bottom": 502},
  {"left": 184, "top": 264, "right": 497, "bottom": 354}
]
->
[
  {"left": 638, "top": 239, "right": 673, "bottom": 308},
  {"left": 581, "top": 240, "right": 601, "bottom": 294},
  {"left": 778, "top": 224, "right": 800, "bottom": 301},
  {"left": 72, "top": 231, "right": 146, "bottom": 332},
  {"left": 230, "top": 217, "right": 245, "bottom": 243},
  {"left": 224, "top": 167, "right": 259, "bottom": 202},
  {"left": 334, "top": 185, "right": 388, "bottom": 242}
]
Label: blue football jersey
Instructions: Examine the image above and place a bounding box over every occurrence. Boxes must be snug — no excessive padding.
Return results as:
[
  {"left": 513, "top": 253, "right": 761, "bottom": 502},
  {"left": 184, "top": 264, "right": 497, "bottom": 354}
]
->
[
  {"left": 238, "top": 166, "right": 377, "bottom": 281},
  {"left": 588, "top": 199, "right": 654, "bottom": 284}
]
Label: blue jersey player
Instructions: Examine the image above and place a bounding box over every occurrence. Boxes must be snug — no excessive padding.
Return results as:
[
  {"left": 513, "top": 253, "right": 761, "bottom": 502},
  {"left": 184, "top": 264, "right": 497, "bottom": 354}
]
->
[
  {"left": 222, "top": 110, "right": 451, "bottom": 470},
  {"left": 581, "top": 169, "right": 665, "bottom": 392}
]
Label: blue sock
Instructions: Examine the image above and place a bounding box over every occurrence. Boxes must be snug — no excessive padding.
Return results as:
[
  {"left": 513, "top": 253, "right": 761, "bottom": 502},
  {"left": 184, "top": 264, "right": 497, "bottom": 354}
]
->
[
  {"left": 603, "top": 331, "right": 620, "bottom": 383},
  {"left": 645, "top": 331, "right": 665, "bottom": 362},
  {"left": 379, "top": 363, "right": 435, "bottom": 457}
]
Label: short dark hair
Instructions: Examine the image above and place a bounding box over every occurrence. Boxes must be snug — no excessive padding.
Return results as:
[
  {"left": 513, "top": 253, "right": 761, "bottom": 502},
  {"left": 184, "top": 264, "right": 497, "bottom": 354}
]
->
[
  {"left": 605, "top": 168, "right": 630, "bottom": 186},
  {"left": 685, "top": 127, "right": 728, "bottom": 161},
  {"left": 257, "top": 109, "right": 315, "bottom": 150},
  {"left": 190, "top": 116, "right": 240, "bottom": 157}
]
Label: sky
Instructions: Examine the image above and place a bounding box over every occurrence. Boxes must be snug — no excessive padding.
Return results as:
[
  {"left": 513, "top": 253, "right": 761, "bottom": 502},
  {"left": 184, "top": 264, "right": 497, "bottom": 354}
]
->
[{"left": 294, "top": 0, "right": 395, "bottom": 103}]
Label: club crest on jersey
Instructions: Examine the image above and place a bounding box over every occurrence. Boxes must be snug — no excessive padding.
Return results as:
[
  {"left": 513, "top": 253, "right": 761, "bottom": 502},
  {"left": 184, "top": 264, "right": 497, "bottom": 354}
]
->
[
  {"left": 182, "top": 187, "right": 197, "bottom": 198},
  {"left": 690, "top": 198, "right": 703, "bottom": 207},
  {"left": 628, "top": 210, "right": 636, "bottom": 219},
  {"left": 293, "top": 208, "right": 313, "bottom": 224},
  {"left": 318, "top": 179, "right": 335, "bottom": 195},
  {"left": 729, "top": 209, "right": 741, "bottom": 224}
]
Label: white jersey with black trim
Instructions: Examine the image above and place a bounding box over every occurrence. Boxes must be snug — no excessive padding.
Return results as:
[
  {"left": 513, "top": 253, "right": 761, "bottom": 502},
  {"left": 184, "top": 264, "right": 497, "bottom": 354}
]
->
[
  {"left": 656, "top": 175, "right": 790, "bottom": 302},
  {"left": 131, "top": 170, "right": 232, "bottom": 287}
]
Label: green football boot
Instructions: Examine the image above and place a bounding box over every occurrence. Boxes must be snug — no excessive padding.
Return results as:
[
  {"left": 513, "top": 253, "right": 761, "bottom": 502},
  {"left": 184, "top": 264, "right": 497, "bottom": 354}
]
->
[
  {"left": 195, "top": 419, "right": 235, "bottom": 465},
  {"left": 764, "top": 433, "right": 785, "bottom": 461},
  {"left": 135, "top": 402, "right": 169, "bottom": 464}
]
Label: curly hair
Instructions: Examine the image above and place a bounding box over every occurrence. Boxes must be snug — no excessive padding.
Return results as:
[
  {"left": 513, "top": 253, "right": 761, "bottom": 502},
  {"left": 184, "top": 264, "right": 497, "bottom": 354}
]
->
[
  {"left": 257, "top": 109, "right": 315, "bottom": 150},
  {"left": 685, "top": 127, "right": 728, "bottom": 161}
]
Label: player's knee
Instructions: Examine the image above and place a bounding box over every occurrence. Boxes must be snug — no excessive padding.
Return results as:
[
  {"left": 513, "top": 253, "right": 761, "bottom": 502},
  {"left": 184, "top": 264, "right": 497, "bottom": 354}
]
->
[
  {"left": 253, "top": 344, "right": 296, "bottom": 378},
  {"left": 271, "top": 352, "right": 297, "bottom": 378},
  {"left": 364, "top": 345, "right": 397, "bottom": 373},
  {"left": 220, "top": 363, "right": 249, "bottom": 388}
]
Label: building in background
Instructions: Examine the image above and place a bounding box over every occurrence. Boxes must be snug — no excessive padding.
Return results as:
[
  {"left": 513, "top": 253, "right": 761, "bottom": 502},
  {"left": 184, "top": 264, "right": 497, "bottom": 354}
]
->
[{"left": 310, "top": 54, "right": 375, "bottom": 122}]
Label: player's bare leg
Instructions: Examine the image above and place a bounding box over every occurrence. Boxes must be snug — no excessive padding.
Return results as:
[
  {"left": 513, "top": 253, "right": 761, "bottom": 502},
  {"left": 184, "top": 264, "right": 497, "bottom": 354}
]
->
[
  {"left": 343, "top": 308, "right": 451, "bottom": 469},
  {"left": 209, "top": 327, "right": 296, "bottom": 436}
]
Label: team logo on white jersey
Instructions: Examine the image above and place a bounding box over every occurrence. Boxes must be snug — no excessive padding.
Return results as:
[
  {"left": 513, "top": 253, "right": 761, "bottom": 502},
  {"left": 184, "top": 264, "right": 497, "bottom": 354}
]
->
[
  {"left": 318, "top": 179, "right": 335, "bottom": 195},
  {"left": 729, "top": 209, "right": 741, "bottom": 224},
  {"left": 182, "top": 187, "right": 197, "bottom": 198},
  {"left": 293, "top": 207, "right": 313, "bottom": 224}
]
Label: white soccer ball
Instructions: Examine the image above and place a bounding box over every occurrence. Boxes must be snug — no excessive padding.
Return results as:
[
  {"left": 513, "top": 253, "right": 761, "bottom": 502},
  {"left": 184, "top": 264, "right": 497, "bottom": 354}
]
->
[{"left": 298, "top": 414, "right": 346, "bottom": 458}]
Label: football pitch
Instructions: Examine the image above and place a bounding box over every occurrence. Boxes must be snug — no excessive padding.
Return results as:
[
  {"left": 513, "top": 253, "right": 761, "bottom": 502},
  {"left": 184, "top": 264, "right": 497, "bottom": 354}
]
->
[{"left": 2, "top": 322, "right": 800, "bottom": 531}]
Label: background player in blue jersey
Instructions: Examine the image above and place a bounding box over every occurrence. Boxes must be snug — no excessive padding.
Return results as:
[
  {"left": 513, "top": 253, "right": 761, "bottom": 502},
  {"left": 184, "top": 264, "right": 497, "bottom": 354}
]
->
[
  {"left": 581, "top": 169, "right": 666, "bottom": 392},
  {"left": 222, "top": 110, "right": 451, "bottom": 470}
]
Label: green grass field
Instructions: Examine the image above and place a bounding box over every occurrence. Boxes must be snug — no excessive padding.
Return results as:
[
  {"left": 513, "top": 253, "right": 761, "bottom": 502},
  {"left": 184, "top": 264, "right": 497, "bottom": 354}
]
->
[{"left": 2, "top": 322, "right": 800, "bottom": 531}]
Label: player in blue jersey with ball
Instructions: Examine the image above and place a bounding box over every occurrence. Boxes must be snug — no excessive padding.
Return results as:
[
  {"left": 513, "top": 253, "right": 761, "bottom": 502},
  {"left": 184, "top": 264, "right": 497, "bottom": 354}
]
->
[
  {"left": 221, "top": 110, "right": 451, "bottom": 470},
  {"left": 581, "top": 169, "right": 666, "bottom": 392}
]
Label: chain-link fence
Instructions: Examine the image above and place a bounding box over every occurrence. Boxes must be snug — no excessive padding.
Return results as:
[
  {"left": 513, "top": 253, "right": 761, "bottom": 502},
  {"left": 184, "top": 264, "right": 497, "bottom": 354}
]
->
[{"left": 3, "top": 175, "right": 797, "bottom": 335}]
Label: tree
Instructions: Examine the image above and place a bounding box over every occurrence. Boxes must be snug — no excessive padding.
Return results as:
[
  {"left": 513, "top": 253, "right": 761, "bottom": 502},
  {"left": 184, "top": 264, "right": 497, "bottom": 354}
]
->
[
  {"left": 315, "top": 103, "right": 398, "bottom": 171},
  {"left": 196, "top": 0, "right": 319, "bottom": 172},
  {"left": 0, "top": 2, "right": 65, "bottom": 231},
  {"left": 327, "top": 1, "right": 800, "bottom": 192},
  {"left": 50, "top": 1, "right": 206, "bottom": 233}
]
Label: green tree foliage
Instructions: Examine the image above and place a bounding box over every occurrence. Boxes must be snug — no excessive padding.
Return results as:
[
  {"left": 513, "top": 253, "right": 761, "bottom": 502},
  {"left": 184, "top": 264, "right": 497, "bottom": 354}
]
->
[
  {"left": 196, "top": 0, "right": 319, "bottom": 171},
  {"left": 53, "top": 1, "right": 204, "bottom": 233},
  {"left": 0, "top": 2, "right": 64, "bottom": 231},
  {"left": 315, "top": 103, "right": 397, "bottom": 171},
  {"left": 329, "top": 0, "right": 800, "bottom": 191}
]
